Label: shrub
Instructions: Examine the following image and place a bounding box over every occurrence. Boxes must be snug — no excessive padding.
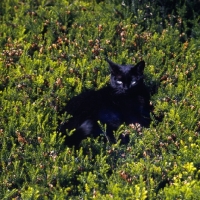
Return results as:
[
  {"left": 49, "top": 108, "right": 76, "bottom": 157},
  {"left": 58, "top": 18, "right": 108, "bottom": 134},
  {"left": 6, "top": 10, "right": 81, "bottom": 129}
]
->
[{"left": 0, "top": 0, "right": 200, "bottom": 199}]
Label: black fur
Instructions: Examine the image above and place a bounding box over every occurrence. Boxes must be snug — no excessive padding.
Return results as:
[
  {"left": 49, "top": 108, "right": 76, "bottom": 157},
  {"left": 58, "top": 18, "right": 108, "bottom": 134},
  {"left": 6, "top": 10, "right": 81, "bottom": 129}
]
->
[{"left": 59, "top": 59, "right": 151, "bottom": 147}]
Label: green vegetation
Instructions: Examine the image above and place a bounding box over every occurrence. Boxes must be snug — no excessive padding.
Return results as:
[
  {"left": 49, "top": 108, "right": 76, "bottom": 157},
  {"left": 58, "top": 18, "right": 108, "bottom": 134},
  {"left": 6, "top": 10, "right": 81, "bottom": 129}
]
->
[{"left": 0, "top": 0, "right": 200, "bottom": 199}]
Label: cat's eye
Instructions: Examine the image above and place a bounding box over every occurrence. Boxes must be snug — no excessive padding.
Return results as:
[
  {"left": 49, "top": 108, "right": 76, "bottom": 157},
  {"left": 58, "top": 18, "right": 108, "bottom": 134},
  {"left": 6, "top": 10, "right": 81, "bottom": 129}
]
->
[
  {"left": 116, "top": 80, "right": 123, "bottom": 85},
  {"left": 131, "top": 81, "right": 136, "bottom": 86}
]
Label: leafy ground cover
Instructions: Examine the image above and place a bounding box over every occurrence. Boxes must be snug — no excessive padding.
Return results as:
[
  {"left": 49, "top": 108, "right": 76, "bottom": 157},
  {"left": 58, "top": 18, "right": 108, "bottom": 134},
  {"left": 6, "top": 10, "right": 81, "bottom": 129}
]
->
[{"left": 0, "top": 0, "right": 200, "bottom": 199}]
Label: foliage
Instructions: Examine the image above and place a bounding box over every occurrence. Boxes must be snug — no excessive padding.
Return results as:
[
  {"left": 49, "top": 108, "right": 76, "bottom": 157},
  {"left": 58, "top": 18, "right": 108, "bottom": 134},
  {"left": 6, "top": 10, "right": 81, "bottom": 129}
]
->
[{"left": 0, "top": 0, "right": 200, "bottom": 199}]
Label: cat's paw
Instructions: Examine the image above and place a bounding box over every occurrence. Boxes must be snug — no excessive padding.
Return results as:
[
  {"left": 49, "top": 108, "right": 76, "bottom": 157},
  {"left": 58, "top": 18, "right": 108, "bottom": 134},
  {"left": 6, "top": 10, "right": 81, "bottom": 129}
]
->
[{"left": 79, "top": 120, "right": 93, "bottom": 136}]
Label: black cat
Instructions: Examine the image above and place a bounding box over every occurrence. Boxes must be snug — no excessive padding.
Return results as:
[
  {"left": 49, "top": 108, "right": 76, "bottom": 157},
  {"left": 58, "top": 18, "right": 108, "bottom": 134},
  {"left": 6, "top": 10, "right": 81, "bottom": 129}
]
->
[{"left": 59, "top": 58, "right": 151, "bottom": 147}]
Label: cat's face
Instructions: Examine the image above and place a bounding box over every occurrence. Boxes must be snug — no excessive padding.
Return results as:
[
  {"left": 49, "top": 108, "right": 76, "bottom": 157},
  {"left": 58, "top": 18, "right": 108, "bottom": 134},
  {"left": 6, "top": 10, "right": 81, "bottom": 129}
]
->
[{"left": 106, "top": 59, "right": 145, "bottom": 94}]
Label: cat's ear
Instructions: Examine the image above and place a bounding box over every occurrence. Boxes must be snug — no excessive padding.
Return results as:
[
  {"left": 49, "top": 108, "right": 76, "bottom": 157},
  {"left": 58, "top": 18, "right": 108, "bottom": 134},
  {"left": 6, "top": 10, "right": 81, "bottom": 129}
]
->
[
  {"left": 106, "top": 58, "right": 121, "bottom": 75},
  {"left": 134, "top": 60, "right": 145, "bottom": 75}
]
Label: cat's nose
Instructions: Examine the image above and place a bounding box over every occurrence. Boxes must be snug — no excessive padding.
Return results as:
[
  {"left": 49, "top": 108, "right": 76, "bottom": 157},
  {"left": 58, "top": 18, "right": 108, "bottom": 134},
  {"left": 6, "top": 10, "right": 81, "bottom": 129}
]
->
[{"left": 124, "top": 85, "right": 128, "bottom": 90}]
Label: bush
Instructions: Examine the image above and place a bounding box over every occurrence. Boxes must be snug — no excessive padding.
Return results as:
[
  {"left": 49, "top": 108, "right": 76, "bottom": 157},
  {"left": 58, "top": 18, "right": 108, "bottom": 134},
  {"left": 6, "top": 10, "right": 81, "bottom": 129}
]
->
[{"left": 0, "top": 0, "right": 200, "bottom": 199}]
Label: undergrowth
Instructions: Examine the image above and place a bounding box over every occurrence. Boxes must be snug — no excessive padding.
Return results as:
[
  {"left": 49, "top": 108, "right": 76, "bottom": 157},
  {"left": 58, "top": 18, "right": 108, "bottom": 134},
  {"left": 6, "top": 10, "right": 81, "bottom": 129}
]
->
[{"left": 0, "top": 0, "right": 200, "bottom": 199}]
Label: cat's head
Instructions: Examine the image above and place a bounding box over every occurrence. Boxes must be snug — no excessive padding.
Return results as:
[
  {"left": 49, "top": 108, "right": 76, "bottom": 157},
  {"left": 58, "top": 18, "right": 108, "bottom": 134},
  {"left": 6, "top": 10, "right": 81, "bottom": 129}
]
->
[{"left": 106, "top": 58, "right": 145, "bottom": 94}]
